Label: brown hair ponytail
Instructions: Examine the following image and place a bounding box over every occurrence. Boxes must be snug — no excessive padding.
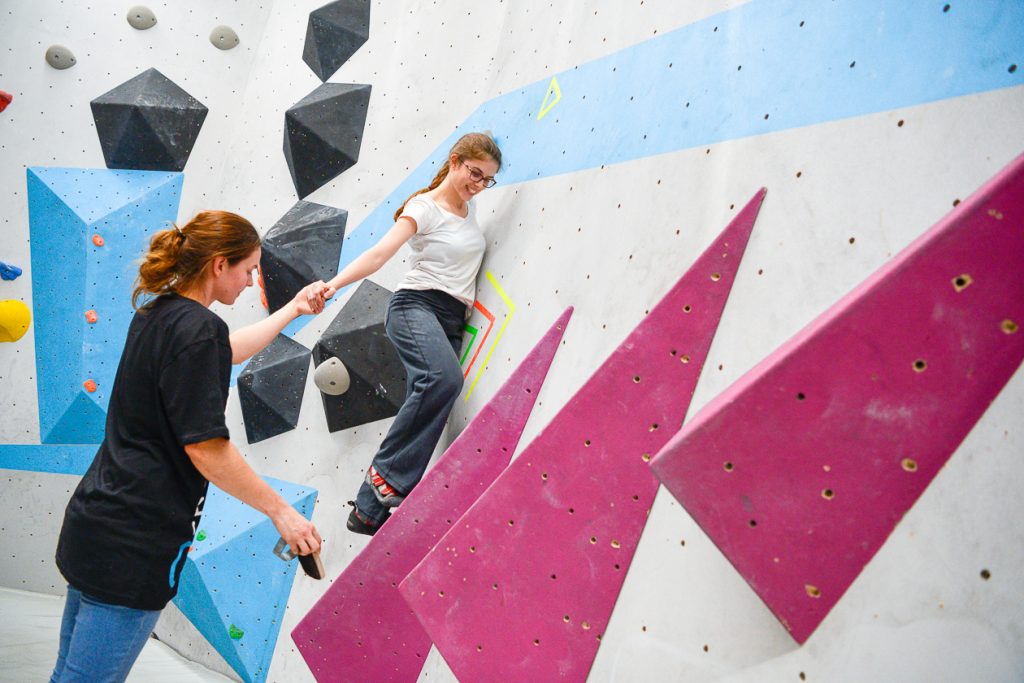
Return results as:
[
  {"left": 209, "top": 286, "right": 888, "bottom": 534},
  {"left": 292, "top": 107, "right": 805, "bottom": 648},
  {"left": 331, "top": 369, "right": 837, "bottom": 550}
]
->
[
  {"left": 133, "top": 210, "right": 260, "bottom": 309},
  {"left": 393, "top": 132, "right": 503, "bottom": 221}
]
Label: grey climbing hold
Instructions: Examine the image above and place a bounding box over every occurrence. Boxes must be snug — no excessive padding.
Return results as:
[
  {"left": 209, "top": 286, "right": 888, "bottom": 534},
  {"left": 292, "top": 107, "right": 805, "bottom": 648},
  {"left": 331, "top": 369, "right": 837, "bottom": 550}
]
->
[
  {"left": 45, "top": 45, "right": 77, "bottom": 70},
  {"left": 314, "top": 356, "right": 350, "bottom": 395},
  {"left": 260, "top": 201, "right": 347, "bottom": 313},
  {"left": 127, "top": 6, "right": 157, "bottom": 30},
  {"left": 284, "top": 83, "right": 371, "bottom": 198},
  {"left": 313, "top": 280, "right": 406, "bottom": 433},
  {"left": 210, "top": 25, "right": 240, "bottom": 50},
  {"left": 303, "top": 0, "right": 371, "bottom": 81},
  {"left": 238, "top": 334, "right": 311, "bottom": 443},
  {"left": 90, "top": 68, "right": 208, "bottom": 171}
]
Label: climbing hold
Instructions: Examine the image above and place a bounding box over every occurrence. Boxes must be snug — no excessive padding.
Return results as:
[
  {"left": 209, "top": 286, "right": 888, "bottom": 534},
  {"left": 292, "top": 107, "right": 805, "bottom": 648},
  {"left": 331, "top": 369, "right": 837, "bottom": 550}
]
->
[
  {"left": 209, "top": 25, "right": 240, "bottom": 50},
  {"left": 126, "top": 6, "right": 157, "bottom": 30},
  {"left": 83, "top": 379, "right": 97, "bottom": 393},
  {"left": 0, "top": 90, "right": 12, "bottom": 113},
  {"left": 0, "top": 300, "right": 31, "bottom": 342},
  {"left": 260, "top": 201, "right": 347, "bottom": 313},
  {"left": 91, "top": 68, "right": 208, "bottom": 171},
  {"left": 303, "top": 0, "right": 371, "bottom": 81},
  {"left": 85, "top": 310, "right": 98, "bottom": 324},
  {"left": 238, "top": 335, "right": 311, "bottom": 443},
  {"left": 228, "top": 624, "right": 245, "bottom": 640},
  {"left": 313, "top": 280, "right": 406, "bottom": 432},
  {"left": 0, "top": 261, "right": 23, "bottom": 281},
  {"left": 313, "top": 356, "right": 350, "bottom": 395},
  {"left": 92, "top": 234, "right": 105, "bottom": 247},
  {"left": 196, "top": 530, "right": 207, "bottom": 542},
  {"left": 284, "top": 83, "right": 371, "bottom": 198},
  {"left": 45, "top": 45, "right": 77, "bottom": 70}
]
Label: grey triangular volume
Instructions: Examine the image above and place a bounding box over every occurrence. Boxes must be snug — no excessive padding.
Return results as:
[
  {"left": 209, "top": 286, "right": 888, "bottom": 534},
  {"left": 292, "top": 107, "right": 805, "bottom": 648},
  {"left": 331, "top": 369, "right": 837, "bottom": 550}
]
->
[
  {"left": 302, "top": 0, "right": 371, "bottom": 81},
  {"left": 238, "top": 334, "right": 311, "bottom": 443},
  {"left": 90, "top": 68, "right": 208, "bottom": 171},
  {"left": 313, "top": 280, "right": 407, "bottom": 433},
  {"left": 283, "top": 83, "right": 371, "bottom": 198},
  {"left": 260, "top": 201, "right": 347, "bottom": 313}
]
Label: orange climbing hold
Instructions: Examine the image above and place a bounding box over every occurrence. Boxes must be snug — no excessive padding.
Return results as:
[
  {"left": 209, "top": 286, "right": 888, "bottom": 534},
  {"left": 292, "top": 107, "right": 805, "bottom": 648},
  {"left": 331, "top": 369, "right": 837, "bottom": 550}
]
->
[
  {"left": 257, "top": 265, "right": 269, "bottom": 310},
  {"left": 85, "top": 309, "right": 98, "bottom": 323},
  {"left": 92, "top": 234, "right": 105, "bottom": 247},
  {"left": 83, "top": 379, "right": 97, "bottom": 393}
]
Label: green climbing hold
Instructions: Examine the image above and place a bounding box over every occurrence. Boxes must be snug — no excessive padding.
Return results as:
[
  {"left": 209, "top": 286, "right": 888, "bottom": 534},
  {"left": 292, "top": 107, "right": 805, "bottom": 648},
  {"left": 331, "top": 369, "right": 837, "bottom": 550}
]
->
[
  {"left": 228, "top": 624, "right": 244, "bottom": 640},
  {"left": 196, "top": 530, "right": 207, "bottom": 541}
]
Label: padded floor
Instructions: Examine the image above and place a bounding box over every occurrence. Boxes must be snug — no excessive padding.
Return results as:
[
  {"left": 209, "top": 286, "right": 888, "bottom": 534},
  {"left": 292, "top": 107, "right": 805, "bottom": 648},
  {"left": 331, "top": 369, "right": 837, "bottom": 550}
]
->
[{"left": 0, "top": 587, "right": 232, "bottom": 682}]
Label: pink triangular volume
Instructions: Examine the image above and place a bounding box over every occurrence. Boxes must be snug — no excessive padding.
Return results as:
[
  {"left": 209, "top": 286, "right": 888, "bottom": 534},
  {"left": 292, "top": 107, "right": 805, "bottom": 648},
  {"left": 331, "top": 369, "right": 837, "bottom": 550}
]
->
[
  {"left": 651, "top": 154, "right": 1024, "bottom": 644},
  {"left": 399, "top": 189, "right": 766, "bottom": 683},
  {"left": 291, "top": 307, "right": 574, "bottom": 683}
]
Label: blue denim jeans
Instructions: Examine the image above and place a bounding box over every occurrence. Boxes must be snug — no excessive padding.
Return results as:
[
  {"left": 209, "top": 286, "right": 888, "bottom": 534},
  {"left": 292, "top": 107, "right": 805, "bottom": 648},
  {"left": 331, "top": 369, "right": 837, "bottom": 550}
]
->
[
  {"left": 355, "top": 289, "right": 466, "bottom": 524},
  {"left": 49, "top": 585, "right": 162, "bottom": 683}
]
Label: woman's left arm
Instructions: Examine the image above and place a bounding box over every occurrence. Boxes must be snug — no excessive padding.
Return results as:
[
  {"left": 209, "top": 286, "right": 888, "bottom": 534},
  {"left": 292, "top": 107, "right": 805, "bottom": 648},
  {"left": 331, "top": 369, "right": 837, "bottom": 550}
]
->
[{"left": 229, "top": 281, "right": 335, "bottom": 364}]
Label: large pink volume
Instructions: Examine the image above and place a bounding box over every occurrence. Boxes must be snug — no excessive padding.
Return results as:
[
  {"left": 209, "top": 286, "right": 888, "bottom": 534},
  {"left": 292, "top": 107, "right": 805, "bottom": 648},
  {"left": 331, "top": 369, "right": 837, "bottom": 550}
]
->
[
  {"left": 650, "top": 154, "right": 1024, "bottom": 644},
  {"left": 399, "top": 189, "right": 766, "bottom": 682},
  {"left": 291, "top": 307, "right": 573, "bottom": 682}
]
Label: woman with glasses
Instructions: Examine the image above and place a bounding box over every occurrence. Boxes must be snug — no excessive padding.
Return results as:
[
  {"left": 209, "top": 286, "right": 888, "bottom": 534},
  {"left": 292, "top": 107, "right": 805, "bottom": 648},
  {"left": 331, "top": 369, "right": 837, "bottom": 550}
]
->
[{"left": 324, "top": 132, "right": 502, "bottom": 535}]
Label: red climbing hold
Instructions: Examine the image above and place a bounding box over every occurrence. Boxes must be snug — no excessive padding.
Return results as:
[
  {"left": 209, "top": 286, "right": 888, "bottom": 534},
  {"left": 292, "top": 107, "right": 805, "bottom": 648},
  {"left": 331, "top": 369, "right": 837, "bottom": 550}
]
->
[
  {"left": 92, "top": 234, "right": 105, "bottom": 247},
  {"left": 0, "top": 90, "right": 12, "bottom": 113},
  {"left": 83, "top": 379, "right": 97, "bottom": 393},
  {"left": 85, "top": 310, "right": 98, "bottom": 323}
]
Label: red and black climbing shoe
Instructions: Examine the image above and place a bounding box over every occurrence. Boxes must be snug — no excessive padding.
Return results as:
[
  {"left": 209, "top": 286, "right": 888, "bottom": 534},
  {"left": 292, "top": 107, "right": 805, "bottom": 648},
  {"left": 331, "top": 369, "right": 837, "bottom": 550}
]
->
[
  {"left": 366, "top": 465, "right": 406, "bottom": 508},
  {"left": 346, "top": 501, "right": 381, "bottom": 537}
]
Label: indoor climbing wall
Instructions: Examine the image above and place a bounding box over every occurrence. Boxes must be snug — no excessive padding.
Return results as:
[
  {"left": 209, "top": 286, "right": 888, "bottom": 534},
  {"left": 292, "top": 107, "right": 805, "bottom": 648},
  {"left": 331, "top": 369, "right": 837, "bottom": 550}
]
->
[{"left": 1, "top": 2, "right": 1022, "bottom": 683}]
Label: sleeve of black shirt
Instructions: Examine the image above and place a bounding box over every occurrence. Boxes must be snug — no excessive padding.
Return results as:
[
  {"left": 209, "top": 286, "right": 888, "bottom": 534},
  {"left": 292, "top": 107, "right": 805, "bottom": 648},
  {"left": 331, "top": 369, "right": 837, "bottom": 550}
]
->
[{"left": 159, "top": 336, "right": 232, "bottom": 446}]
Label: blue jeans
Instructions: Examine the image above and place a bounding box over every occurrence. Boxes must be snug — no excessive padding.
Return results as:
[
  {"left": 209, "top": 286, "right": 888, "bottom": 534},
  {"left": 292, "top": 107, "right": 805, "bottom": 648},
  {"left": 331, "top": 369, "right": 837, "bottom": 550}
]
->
[
  {"left": 50, "top": 585, "right": 162, "bottom": 683},
  {"left": 355, "top": 289, "right": 466, "bottom": 524}
]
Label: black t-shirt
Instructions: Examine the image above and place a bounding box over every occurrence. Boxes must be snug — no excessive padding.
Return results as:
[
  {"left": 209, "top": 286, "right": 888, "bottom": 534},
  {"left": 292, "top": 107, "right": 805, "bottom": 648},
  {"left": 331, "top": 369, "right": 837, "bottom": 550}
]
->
[{"left": 56, "top": 294, "right": 232, "bottom": 610}]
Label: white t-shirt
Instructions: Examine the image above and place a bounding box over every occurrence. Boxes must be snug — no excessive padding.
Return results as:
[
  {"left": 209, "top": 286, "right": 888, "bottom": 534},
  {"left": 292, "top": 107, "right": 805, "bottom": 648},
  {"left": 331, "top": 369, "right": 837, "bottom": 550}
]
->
[{"left": 395, "top": 195, "right": 486, "bottom": 308}]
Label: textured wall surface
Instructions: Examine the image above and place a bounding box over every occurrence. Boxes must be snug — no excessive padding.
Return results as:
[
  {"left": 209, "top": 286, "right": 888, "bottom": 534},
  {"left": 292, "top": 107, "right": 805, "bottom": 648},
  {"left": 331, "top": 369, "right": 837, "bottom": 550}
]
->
[{"left": 1, "top": 1, "right": 1022, "bottom": 682}]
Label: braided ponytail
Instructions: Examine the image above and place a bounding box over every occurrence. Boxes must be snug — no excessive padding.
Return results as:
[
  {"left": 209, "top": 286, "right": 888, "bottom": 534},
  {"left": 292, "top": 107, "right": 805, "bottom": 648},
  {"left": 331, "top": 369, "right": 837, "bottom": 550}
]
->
[{"left": 393, "top": 132, "right": 502, "bottom": 221}]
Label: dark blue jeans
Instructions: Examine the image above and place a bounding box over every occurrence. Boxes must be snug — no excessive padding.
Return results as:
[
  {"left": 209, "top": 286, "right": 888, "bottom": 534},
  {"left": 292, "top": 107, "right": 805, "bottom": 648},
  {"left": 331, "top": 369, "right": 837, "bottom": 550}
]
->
[
  {"left": 355, "top": 289, "right": 466, "bottom": 524},
  {"left": 49, "top": 585, "right": 162, "bottom": 682}
]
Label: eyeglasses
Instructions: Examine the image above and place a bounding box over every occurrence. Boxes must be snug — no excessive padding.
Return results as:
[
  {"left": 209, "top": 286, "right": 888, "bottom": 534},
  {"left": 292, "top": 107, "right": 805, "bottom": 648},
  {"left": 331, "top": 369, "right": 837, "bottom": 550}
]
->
[{"left": 462, "top": 161, "right": 497, "bottom": 188}]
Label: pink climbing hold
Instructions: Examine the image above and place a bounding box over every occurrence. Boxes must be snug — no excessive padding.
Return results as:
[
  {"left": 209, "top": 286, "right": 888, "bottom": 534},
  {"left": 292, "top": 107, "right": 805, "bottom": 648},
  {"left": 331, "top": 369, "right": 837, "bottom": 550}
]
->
[
  {"left": 650, "top": 153, "right": 1024, "bottom": 644},
  {"left": 0, "top": 90, "right": 11, "bottom": 113},
  {"left": 292, "top": 307, "right": 573, "bottom": 683},
  {"left": 399, "top": 189, "right": 766, "bottom": 683},
  {"left": 84, "top": 310, "right": 98, "bottom": 324},
  {"left": 92, "top": 234, "right": 104, "bottom": 247}
]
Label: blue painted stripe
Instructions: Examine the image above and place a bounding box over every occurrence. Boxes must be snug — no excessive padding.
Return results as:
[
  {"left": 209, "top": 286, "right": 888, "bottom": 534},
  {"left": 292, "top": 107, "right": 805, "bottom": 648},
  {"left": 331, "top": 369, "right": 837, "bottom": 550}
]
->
[
  {"left": 0, "top": 444, "right": 98, "bottom": 476},
  {"left": 285, "top": 0, "right": 1022, "bottom": 342}
]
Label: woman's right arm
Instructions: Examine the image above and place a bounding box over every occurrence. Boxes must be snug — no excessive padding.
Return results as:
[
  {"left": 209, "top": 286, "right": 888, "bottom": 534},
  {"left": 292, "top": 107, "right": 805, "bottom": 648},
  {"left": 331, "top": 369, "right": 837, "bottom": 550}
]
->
[
  {"left": 185, "top": 438, "right": 322, "bottom": 557},
  {"left": 326, "top": 217, "right": 417, "bottom": 291}
]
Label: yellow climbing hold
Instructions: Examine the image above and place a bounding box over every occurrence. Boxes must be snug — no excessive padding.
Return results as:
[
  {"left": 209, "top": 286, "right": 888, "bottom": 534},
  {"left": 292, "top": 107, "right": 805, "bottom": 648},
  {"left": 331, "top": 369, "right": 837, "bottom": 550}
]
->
[
  {"left": 537, "top": 76, "right": 562, "bottom": 121},
  {"left": 0, "top": 299, "right": 31, "bottom": 342}
]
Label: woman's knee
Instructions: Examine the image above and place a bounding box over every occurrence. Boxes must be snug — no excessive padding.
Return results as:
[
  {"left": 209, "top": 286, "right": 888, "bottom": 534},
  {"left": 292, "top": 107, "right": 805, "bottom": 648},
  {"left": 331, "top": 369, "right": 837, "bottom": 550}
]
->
[{"left": 434, "top": 364, "right": 464, "bottom": 400}]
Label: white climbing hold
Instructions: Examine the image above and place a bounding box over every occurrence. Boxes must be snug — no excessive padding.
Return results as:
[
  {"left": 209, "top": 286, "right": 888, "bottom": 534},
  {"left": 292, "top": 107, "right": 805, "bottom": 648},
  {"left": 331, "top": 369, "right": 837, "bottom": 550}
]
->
[
  {"left": 209, "top": 25, "right": 240, "bottom": 50},
  {"left": 127, "top": 6, "right": 157, "bottom": 30},
  {"left": 314, "top": 357, "right": 351, "bottom": 395},
  {"left": 45, "top": 45, "right": 77, "bottom": 70}
]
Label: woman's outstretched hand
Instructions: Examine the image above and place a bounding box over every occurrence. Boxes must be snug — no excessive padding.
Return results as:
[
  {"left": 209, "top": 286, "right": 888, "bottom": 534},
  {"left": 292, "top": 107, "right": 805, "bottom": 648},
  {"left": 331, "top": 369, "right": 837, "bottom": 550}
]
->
[{"left": 293, "top": 280, "right": 336, "bottom": 316}]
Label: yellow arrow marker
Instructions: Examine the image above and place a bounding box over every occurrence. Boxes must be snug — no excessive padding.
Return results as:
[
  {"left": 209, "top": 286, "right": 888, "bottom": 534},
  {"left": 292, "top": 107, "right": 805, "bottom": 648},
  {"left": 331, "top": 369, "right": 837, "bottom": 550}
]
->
[
  {"left": 536, "top": 76, "right": 562, "bottom": 121},
  {"left": 466, "top": 272, "right": 516, "bottom": 399}
]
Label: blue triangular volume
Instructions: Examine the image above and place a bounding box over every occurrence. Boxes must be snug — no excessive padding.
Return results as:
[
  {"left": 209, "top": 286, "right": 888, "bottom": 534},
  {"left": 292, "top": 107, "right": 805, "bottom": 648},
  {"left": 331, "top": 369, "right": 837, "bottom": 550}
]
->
[
  {"left": 28, "top": 167, "right": 182, "bottom": 225},
  {"left": 27, "top": 167, "right": 183, "bottom": 444},
  {"left": 173, "top": 477, "right": 317, "bottom": 683}
]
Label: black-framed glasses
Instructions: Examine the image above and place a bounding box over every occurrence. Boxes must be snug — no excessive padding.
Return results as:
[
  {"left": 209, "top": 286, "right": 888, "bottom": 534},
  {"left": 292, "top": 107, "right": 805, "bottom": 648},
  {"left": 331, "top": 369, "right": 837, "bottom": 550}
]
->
[{"left": 462, "top": 161, "right": 497, "bottom": 188}]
